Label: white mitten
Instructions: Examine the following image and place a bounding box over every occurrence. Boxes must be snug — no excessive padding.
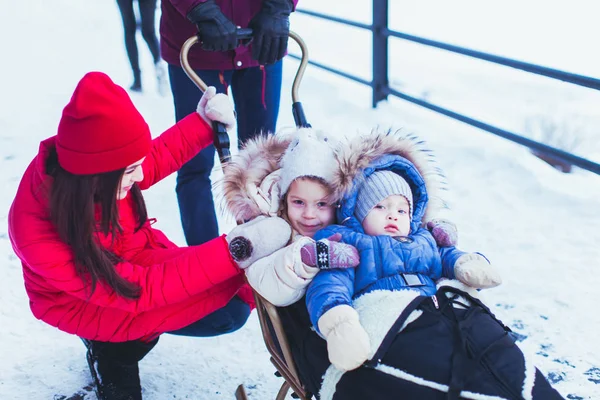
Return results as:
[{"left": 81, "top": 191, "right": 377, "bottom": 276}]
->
[
  {"left": 196, "top": 86, "right": 236, "bottom": 129},
  {"left": 318, "top": 305, "right": 371, "bottom": 371},
  {"left": 454, "top": 253, "right": 502, "bottom": 289},
  {"left": 226, "top": 216, "right": 292, "bottom": 269},
  {"left": 247, "top": 170, "right": 282, "bottom": 217}
]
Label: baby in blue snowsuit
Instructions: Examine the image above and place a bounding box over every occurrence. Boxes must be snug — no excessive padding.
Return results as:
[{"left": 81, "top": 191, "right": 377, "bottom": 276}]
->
[{"left": 306, "top": 153, "right": 502, "bottom": 372}]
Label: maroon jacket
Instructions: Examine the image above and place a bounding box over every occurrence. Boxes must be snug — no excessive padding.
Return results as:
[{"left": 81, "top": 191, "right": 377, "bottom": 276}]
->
[{"left": 160, "top": 0, "right": 298, "bottom": 71}]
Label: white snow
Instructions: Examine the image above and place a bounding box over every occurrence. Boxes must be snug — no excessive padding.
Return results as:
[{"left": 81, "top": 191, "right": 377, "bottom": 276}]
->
[{"left": 1, "top": 0, "right": 599, "bottom": 399}]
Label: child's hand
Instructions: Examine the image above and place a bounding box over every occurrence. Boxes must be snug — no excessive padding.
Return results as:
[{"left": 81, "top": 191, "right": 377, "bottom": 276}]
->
[
  {"left": 300, "top": 235, "right": 360, "bottom": 269},
  {"left": 454, "top": 253, "right": 502, "bottom": 289},
  {"left": 227, "top": 216, "right": 291, "bottom": 269},
  {"left": 196, "top": 86, "right": 236, "bottom": 129},
  {"left": 426, "top": 218, "right": 458, "bottom": 247},
  {"left": 318, "top": 305, "right": 371, "bottom": 371}
]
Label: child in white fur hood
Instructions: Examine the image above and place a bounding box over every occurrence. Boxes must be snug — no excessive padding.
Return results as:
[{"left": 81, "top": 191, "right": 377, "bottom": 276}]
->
[
  {"left": 222, "top": 129, "right": 359, "bottom": 306},
  {"left": 221, "top": 129, "right": 458, "bottom": 307}
]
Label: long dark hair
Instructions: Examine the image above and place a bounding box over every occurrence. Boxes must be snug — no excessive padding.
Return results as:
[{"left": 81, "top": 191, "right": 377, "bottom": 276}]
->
[{"left": 46, "top": 148, "right": 147, "bottom": 299}]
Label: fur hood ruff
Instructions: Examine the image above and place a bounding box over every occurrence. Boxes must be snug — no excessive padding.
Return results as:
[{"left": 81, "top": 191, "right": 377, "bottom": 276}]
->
[
  {"left": 218, "top": 128, "right": 447, "bottom": 225},
  {"left": 334, "top": 130, "right": 447, "bottom": 228}
]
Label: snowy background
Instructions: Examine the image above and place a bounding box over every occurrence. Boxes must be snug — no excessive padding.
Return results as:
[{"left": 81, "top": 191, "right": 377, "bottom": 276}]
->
[{"left": 1, "top": 0, "right": 599, "bottom": 399}]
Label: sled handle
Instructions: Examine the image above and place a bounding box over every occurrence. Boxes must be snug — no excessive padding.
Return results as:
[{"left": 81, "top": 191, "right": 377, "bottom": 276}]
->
[
  {"left": 180, "top": 28, "right": 253, "bottom": 92},
  {"left": 180, "top": 30, "right": 311, "bottom": 152},
  {"left": 180, "top": 29, "right": 307, "bottom": 100},
  {"left": 287, "top": 31, "right": 311, "bottom": 128},
  {"left": 180, "top": 28, "right": 253, "bottom": 163}
]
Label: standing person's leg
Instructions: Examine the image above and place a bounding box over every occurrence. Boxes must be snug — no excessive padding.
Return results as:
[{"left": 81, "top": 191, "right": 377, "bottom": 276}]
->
[
  {"left": 231, "top": 60, "right": 283, "bottom": 145},
  {"left": 116, "top": 0, "right": 142, "bottom": 91},
  {"left": 136, "top": 0, "right": 160, "bottom": 63},
  {"left": 168, "top": 65, "right": 232, "bottom": 245},
  {"left": 137, "top": 0, "right": 168, "bottom": 95}
]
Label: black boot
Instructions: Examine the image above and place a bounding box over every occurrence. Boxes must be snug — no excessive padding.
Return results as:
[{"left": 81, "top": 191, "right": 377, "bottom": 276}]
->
[
  {"left": 82, "top": 337, "right": 159, "bottom": 400},
  {"left": 130, "top": 70, "right": 142, "bottom": 92}
]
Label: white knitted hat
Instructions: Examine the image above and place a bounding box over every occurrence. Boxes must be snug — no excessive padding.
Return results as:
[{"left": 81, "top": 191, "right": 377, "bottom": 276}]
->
[
  {"left": 278, "top": 129, "right": 338, "bottom": 196},
  {"left": 355, "top": 170, "right": 413, "bottom": 223}
]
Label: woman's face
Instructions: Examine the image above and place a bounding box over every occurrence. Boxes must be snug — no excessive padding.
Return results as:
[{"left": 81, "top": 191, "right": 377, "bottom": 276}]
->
[
  {"left": 285, "top": 178, "right": 335, "bottom": 238},
  {"left": 117, "top": 157, "right": 145, "bottom": 200}
]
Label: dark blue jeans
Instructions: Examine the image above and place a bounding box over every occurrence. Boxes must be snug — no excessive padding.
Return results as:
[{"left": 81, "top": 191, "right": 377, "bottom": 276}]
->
[
  {"left": 168, "top": 296, "right": 250, "bottom": 337},
  {"left": 168, "top": 62, "right": 283, "bottom": 245}
]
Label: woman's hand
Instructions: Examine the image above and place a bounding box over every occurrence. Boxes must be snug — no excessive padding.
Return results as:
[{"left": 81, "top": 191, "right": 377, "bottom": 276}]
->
[{"left": 196, "top": 86, "right": 236, "bottom": 130}]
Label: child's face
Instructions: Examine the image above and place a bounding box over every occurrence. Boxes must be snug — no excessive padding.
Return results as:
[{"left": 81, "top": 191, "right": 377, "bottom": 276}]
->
[
  {"left": 285, "top": 178, "right": 335, "bottom": 238},
  {"left": 118, "top": 157, "right": 145, "bottom": 200},
  {"left": 362, "top": 194, "right": 411, "bottom": 237}
]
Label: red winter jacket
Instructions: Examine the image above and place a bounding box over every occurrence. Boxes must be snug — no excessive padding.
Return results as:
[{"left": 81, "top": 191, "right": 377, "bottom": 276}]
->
[{"left": 8, "top": 113, "right": 249, "bottom": 342}]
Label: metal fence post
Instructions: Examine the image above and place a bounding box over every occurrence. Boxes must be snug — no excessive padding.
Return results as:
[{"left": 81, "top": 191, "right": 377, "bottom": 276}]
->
[{"left": 372, "top": 0, "right": 389, "bottom": 107}]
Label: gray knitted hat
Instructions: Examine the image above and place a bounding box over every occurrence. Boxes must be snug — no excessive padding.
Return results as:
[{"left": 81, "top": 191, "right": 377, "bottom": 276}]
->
[{"left": 355, "top": 170, "right": 413, "bottom": 223}]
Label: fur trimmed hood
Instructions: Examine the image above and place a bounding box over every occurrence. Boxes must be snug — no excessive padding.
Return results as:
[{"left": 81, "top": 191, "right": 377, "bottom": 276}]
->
[
  {"left": 218, "top": 127, "right": 340, "bottom": 223},
  {"left": 218, "top": 132, "right": 294, "bottom": 223},
  {"left": 218, "top": 128, "right": 446, "bottom": 227},
  {"left": 332, "top": 130, "right": 446, "bottom": 232}
]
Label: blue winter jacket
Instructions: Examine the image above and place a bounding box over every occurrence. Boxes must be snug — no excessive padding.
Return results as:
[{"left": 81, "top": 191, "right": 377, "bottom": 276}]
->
[{"left": 306, "top": 154, "right": 465, "bottom": 333}]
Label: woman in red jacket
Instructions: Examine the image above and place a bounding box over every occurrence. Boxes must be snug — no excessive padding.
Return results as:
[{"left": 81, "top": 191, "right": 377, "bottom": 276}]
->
[{"left": 8, "top": 72, "right": 290, "bottom": 400}]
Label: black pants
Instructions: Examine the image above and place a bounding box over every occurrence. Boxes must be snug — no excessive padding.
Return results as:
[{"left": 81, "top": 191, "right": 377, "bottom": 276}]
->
[{"left": 116, "top": 0, "right": 160, "bottom": 80}]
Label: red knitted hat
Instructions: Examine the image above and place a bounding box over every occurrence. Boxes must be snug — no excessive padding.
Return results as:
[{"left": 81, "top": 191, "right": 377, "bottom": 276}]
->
[{"left": 56, "top": 72, "right": 152, "bottom": 175}]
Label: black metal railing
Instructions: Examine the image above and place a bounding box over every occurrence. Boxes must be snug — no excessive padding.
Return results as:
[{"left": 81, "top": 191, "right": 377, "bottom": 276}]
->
[{"left": 290, "top": 1, "right": 600, "bottom": 175}]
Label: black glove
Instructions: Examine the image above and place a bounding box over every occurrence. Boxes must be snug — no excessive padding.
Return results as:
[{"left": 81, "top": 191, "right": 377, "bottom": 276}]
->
[
  {"left": 187, "top": 0, "right": 237, "bottom": 52},
  {"left": 248, "top": 0, "right": 293, "bottom": 65}
]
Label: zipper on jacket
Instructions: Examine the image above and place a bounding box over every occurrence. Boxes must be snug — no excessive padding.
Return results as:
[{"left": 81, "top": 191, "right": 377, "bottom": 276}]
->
[{"left": 374, "top": 237, "right": 382, "bottom": 281}]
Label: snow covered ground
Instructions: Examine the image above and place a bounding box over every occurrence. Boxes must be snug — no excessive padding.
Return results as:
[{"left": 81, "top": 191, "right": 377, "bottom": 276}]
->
[{"left": 1, "top": 0, "right": 599, "bottom": 399}]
